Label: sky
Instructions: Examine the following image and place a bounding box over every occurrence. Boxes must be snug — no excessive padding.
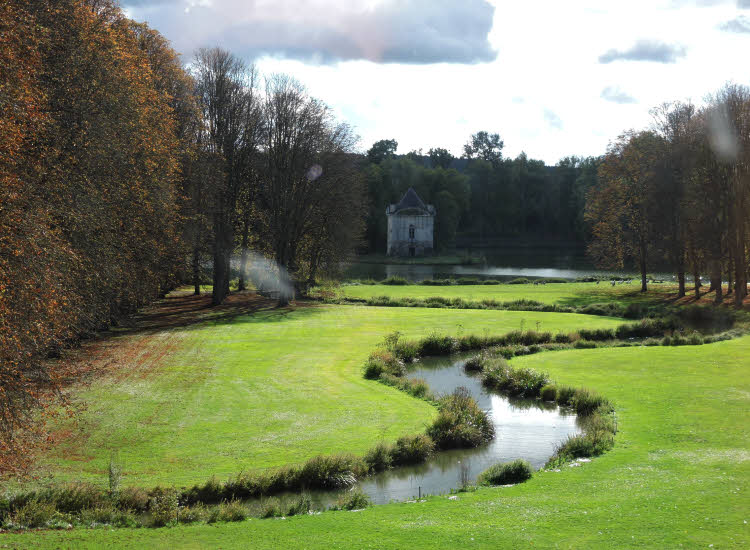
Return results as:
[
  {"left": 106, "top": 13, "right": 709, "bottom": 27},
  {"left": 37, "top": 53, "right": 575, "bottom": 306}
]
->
[{"left": 123, "top": 0, "right": 750, "bottom": 164}]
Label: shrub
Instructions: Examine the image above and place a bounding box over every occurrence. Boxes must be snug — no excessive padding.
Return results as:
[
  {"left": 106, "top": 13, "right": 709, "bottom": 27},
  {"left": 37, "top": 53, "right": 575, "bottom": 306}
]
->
[
  {"left": 149, "top": 488, "right": 179, "bottom": 527},
  {"left": 687, "top": 332, "right": 704, "bottom": 345},
  {"left": 570, "top": 388, "right": 611, "bottom": 416},
  {"left": 553, "top": 333, "right": 573, "bottom": 344},
  {"left": 552, "top": 430, "right": 614, "bottom": 461},
  {"left": 379, "top": 374, "right": 432, "bottom": 400},
  {"left": 367, "top": 295, "right": 393, "bottom": 306},
  {"left": 503, "top": 330, "right": 552, "bottom": 346},
  {"left": 116, "top": 486, "right": 150, "bottom": 513},
  {"left": 424, "top": 295, "right": 451, "bottom": 306},
  {"left": 79, "top": 505, "right": 137, "bottom": 528},
  {"left": 577, "top": 327, "right": 615, "bottom": 341},
  {"left": 259, "top": 497, "right": 282, "bottom": 518},
  {"left": 456, "top": 278, "right": 480, "bottom": 285},
  {"left": 503, "top": 298, "right": 548, "bottom": 311},
  {"left": 285, "top": 494, "right": 312, "bottom": 516},
  {"left": 481, "top": 358, "right": 549, "bottom": 398},
  {"left": 27, "top": 483, "right": 106, "bottom": 514},
  {"left": 507, "top": 277, "right": 530, "bottom": 284},
  {"left": 457, "top": 333, "right": 486, "bottom": 351},
  {"left": 178, "top": 504, "right": 206, "bottom": 524},
  {"left": 477, "top": 459, "right": 532, "bottom": 486},
  {"left": 207, "top": 500, "right": 248, "bottom": 523},
  {"left": 364, "top": 442, "right": 394, "bottom": 473},
  {"left": 380, "top": 276, "right": 409, "bottom": 285},
  {"left": 623, "top": 303, "right": 646, "bottom": 319},
  {"left": 390, "top": 434, "right": 434, "bottom": 466},
  {"left": 427, "top": 388, "right": 494, "bottom": 449},
  {"left": 463, "top": 354, "right": 484, "bottom": 372},
  {"left": 670, "top": 333, "right": 688, "bottom": 346},
  {"left": 574, "top": 340, "right": 598, "bottom": 349},
  {"left": 540, "top": 384, "right": 557, "bottom": 401},
  {"left": 642, "top": 338, "right": 660, "bottom": 347},
  {"left": 616, "top": 318, "right": 678, "bottom": 339},
  {"left": 8, "top": 500, "right": 59, "bottom": 529},
  {"left": 418, "top": 333, "right": 459, "bottom": 356},
  {"left": 555, "top": 385, "right": 577, "bottom": 406},
  {"left": 332, "top": 488, "right": 371, "bottom": 511},
  {"left": 482, "top": 279, "right": 501, "bottom": 285},
  {"left": 392, "top": 339, "right": 420, "bottom": 362},
  {"left": 579, "top": 303, "right": 625, "bottom": 317},
  {"left": 363, "top": 349, "right": 405, "bottom": 379},
  {"left": 182, "top": 476, "right": 225, "bottom": 506},
  {"left": 298, "top": 455, "right": 362, "bottom": 490},
  {"left": 420, "top": 278, "right": 453, "bottom": 286},
  {"left": 661, "top": 335, "right": 672, "bottom": 346}
]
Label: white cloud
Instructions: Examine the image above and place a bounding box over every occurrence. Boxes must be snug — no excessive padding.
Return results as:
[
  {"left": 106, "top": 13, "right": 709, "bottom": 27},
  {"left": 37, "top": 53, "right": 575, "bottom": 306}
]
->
[{"left": 126, "top": 0, "right": 750, "bottom": 164}]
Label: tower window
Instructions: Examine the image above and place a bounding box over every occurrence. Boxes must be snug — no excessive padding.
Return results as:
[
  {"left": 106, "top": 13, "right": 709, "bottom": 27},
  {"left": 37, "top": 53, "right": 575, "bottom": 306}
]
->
[{"left": 409, "top": 225, "right": 415, "bottom": 239}]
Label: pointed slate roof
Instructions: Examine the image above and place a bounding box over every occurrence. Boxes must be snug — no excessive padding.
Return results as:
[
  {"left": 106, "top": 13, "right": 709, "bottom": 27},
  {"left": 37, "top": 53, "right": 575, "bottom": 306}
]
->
[{"left": 392, "top": 187, "right": 429, "bottom": 214}]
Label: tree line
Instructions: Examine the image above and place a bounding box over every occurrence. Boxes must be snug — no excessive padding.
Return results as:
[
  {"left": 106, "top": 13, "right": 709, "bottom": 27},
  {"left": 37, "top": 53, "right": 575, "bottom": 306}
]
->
[
  {"left": 0, "top": 0, "right": 364, "bottom": 470},
  {"left": 586, "top": 85, "right": 750, "bottom": 304},
  {"left": 362, "top": 134, "right": 600, "bottom": 253}
]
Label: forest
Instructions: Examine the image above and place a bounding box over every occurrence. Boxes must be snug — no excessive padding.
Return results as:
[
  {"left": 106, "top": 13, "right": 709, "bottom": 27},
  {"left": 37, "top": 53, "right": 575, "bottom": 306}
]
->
[{"left": 360, "top": 136, "right": 599, "bottom": 252}]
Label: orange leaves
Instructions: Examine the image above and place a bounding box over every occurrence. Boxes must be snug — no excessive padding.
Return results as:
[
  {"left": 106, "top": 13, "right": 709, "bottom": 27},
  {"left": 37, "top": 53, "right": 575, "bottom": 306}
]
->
[{"left": 0, "top": 0, "right": 191, "bottom": 476}]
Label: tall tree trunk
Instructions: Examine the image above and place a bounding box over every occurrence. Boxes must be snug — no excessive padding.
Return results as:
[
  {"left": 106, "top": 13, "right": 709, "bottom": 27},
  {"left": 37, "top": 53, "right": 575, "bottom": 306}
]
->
[
  {"left": 711, "top": 259, "right": 723, "bottom": 304},
  {"left": 212, "top": 215, "right": 230, "bottom": 306},
  {"left": 727, "top": 258, "right": 734, "bottom": 295},
  {"left": 192, "top": 235, "right": 201, "bottom": 296},
  {"left": 693, "top": 270, "right": 700, "bottom": 299},
  {"left": 639, "top": 238, "right": 648, "bottom": 293},
  {"left": 734, "top": 215, "right": 746, "bottom": 306},
  {"left": 676, "top": 243, "right": 686, "bottom": 298},
  {"left": 237, "top": 213, "right": 250, "bottom": 291}
]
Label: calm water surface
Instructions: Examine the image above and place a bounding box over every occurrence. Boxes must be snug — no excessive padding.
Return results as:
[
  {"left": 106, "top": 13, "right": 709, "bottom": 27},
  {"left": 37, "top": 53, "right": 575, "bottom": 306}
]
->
[
  {"left": 354, "top": 354, "right": 580, "bottom": 504},
  {"left": 344, "top": 248, "right": 673, "bottom": 282},
  {"left": 278, "top": 353, "right": 580, "bottom": 508}
]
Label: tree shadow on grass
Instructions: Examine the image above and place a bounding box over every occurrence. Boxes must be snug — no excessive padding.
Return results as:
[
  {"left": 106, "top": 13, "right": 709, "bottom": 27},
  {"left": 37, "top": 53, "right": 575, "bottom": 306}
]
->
[
  {"left": 114, "top": 289, "right": 327, "bottom": 336},
  {"left": 553, "top": 285, "right": 676, "bottom": 310}
]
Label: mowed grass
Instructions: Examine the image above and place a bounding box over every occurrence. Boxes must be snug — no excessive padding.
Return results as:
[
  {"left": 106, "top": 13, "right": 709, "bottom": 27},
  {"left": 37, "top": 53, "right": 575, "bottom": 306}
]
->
[
  {"left": 341, "top": 281, "right": 676, "bottom": 307},
  {"left": 31, "top": 303, "right": 624, "bottom": 487},
  {"left": 13, "top": 334, "right": 749, "bottom": 548}
]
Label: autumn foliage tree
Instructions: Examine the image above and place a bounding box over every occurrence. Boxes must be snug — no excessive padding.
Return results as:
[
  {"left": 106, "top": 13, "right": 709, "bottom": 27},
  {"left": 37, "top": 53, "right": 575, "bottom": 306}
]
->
[
  {"left": 0, "top": 0, "right": 192, "bottom": 473},
  {"left": 587, "top": 84, "right": 750, "bottom": 302},
  {"left": 586, "top": 131, "right": 665, "bottom": 291}
]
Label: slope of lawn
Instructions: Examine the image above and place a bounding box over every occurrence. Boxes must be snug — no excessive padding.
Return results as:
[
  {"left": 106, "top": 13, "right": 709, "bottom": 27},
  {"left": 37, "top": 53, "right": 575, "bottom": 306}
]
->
[
  {"left": 340, "top": 281, "right": 676, "bottom": 307},
  {"left": 29, "top": 300, "right": 624, "bottom": 488},
  {"left": 12, "top": 333, "right": 749, "bottom": 548}
]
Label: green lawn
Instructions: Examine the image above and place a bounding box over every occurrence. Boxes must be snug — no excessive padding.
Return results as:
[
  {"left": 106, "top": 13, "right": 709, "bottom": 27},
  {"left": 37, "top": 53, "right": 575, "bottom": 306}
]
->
[
  {"left": 340, "top": 281, "right": 676, "bottom": 307},
  {"left": 31, "top": 303, "right": 623, "bottom": 488},
  {"left": 12, "top": 332, "right": 749, "bottom": 548}
]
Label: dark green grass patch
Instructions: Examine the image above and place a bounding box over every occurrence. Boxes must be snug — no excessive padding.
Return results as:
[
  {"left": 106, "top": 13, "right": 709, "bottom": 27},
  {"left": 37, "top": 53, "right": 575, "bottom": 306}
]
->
[
  {"left": 426, "top": 388, "right": 494, "bottom": 450},
  {"left": 477, "top": 459, "right": 533, "bottom": 486}
]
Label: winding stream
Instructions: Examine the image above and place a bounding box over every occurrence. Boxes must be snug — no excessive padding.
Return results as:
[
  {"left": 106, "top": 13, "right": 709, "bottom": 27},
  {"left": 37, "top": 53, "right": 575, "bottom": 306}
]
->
[{"left": 284, "top": 353, "right": 581, "bottom": 508}]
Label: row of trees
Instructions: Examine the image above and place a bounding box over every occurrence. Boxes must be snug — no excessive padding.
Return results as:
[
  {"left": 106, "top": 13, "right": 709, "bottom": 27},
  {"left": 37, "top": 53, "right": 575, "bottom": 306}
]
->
[
  {"left": 0, "top": 1, "right": 365, "bottom": 470},
  {"left": 362, "top": 134, "right": 600, "bottom": 252},
  {"left": 188, "top": 51, "right": 364, "bottom": 305},
  {"left": 0, "top": 0, "right": 191, "bottom": 471},
  {"left": 587, "top": 84, "right": 750, "bottom": 303}
]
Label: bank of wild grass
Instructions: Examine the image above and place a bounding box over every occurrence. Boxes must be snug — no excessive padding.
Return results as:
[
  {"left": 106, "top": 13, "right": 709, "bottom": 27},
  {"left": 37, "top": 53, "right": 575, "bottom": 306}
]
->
[
  {"left": 477, "top": 459, "right": 533, "bottom": 486},
  {"left": 460, "top": 348, "right": 616, "bottom": 468}
]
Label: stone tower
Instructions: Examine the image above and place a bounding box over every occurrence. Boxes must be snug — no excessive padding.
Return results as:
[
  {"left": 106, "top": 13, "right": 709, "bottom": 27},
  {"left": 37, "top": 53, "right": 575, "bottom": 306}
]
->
[{"left": 386, "top": 187, "right": 435, "bottom": 256}]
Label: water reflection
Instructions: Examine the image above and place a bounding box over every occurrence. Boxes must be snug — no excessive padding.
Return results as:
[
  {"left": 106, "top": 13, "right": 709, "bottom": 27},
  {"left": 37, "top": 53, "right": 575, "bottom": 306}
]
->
[
  {"left": 345, "top": 262, "right": 673, "bottom": 283},
  {"left": 257, "top": 354, "right": 581, "bottom": 508},
  {"left": 353, "top": 354, "right": 580, "bottom": 504}
]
